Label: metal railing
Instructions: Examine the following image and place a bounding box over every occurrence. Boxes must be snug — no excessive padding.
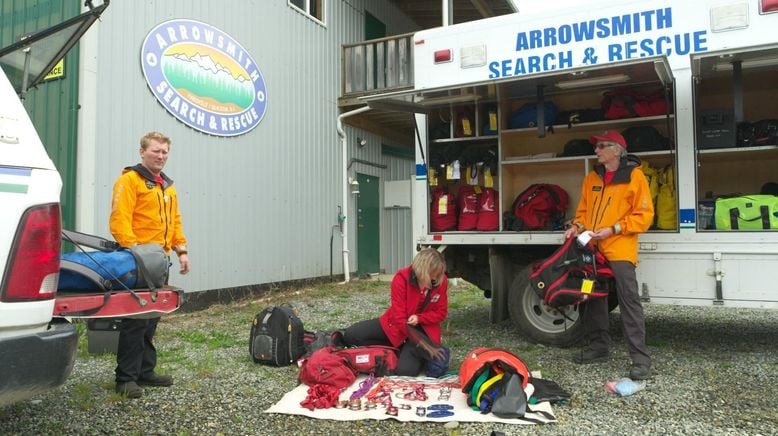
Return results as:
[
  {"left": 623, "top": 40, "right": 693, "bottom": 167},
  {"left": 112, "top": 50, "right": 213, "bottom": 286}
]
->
[{"left": 341, "top": 32, "right": 414, "bottom": 98}]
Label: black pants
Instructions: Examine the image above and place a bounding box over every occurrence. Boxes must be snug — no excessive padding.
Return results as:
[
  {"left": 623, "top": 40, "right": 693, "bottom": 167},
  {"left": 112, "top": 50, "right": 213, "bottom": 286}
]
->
[
  {"left": 342, "top": 318, "right": 428, "bottom": 376},
  {"left": 115, "top": 317, "right": 159, "bottom": 383},
  {"left": 583, "top": 261, "right": 651, "bottom": 366}
]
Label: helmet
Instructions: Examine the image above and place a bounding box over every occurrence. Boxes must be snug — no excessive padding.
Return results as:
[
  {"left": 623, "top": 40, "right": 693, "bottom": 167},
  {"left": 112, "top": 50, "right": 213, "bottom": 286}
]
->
[{"left": 459, "top": 347, "right": 530, "bottom": 395}]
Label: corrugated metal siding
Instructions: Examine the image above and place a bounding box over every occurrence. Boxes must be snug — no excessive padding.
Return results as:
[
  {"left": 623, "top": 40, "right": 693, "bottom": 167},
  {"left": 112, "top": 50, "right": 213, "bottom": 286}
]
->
[
  {"left": 343, "top": 127, "right": 414, "bottom": 274},
  {"left": 382, "top": 156, "right": 415, "bottom": 273},
  {"left": 81, "top": 1, "right": 417, "bottom": 292}
]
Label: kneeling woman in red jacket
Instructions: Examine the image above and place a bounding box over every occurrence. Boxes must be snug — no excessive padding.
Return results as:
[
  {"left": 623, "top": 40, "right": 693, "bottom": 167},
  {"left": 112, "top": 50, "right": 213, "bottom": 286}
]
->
[{"left": 342, "top": 248, "right": 449, "bottom": 376}]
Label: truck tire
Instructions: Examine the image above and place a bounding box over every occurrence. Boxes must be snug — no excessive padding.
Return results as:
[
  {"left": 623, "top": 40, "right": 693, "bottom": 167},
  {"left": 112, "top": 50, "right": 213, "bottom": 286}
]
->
[{"left": 508, "top": 265, "right": 584, "bottom": 347}]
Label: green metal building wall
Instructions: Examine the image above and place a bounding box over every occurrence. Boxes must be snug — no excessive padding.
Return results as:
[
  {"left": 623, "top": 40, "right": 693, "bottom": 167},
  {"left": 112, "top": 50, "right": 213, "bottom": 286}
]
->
[{"left": 0, "top": 0, "right": 80, "bottom": 229}]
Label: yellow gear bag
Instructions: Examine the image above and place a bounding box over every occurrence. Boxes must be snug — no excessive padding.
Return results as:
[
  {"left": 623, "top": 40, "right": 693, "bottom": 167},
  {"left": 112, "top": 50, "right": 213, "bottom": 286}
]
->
[{"left": 656, "top": 164, "right": 677, "bottom": 230}]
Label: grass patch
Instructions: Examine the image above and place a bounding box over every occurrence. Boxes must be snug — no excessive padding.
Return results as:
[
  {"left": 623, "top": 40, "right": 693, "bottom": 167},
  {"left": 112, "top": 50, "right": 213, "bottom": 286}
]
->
[
  {"left": 192, "top": 353, "right": 217, "bottom": 379},
  {"left": 72, "top": 320, "right": 92, "bottom": 359},
  {"left": 176, "top": 329, "right": 242, "bottom": 349},
  {"left": 646, "top": 337, "right": 669, "bottom": 348},
  {"left": 157, "top": 344, "right": 191, "bottom": 366},
  {"left": 71, "top": 383, "right": 96, "bottom": 410}
]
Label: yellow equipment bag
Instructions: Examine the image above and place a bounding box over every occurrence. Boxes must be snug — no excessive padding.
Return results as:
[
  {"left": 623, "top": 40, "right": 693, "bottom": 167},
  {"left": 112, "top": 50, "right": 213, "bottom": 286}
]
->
[{"left": 656, "top": 164, "right": 677, "bottom": 230}]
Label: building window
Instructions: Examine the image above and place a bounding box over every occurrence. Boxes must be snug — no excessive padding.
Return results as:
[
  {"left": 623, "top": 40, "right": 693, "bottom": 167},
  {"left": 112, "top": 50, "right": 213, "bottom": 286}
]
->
[{"left": 289, "top": 0, "right": 325, "bottom": 24}]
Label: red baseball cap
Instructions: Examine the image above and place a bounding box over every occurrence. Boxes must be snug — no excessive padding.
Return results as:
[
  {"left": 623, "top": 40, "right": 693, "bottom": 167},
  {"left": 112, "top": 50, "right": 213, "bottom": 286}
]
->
[{"left": 589, "top": 130, "right": 627, "bottom": 150}]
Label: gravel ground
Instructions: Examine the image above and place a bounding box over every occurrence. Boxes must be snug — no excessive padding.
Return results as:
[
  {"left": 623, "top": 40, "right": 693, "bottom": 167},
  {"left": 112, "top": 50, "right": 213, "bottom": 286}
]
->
[{"left": 2, "top": 279, "right": 777, "bottom": 435}]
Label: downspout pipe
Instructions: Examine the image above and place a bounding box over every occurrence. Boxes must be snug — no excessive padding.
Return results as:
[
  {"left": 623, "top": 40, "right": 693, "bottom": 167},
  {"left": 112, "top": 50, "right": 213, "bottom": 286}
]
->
[{"left": 336, "top": 105, "right": 371, "bottom": 283}]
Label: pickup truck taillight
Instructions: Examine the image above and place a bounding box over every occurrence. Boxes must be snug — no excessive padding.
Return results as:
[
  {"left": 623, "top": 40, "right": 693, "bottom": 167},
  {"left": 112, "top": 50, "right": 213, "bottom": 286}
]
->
[{"left": 1, "top": 203, "right": 61, "bottom": 302}]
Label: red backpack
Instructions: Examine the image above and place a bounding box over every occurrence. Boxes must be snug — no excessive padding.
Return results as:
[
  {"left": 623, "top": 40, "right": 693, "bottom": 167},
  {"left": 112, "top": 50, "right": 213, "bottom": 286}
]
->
[
  {"left": 430, "top": 188, "right": 457, "bottom": 232},
  {"left": 298, "top": 347, "right": 357, "bottom": 388},
  {"left": 529, "top": 237, "right": 614, "bottom": 308},
  {"left": 457, "top": 185, "right": 480, "bottom": 230},
  {"left": 476, "top": 188, "right": 499, "bottom": 231},
  {"left": 601, "top": 87, "right": 670, "bottom": 120},
  {"left": 335, "top": 345, "right": 398, "bottom": 377},
  {"left": 503, "top": 184, "right": 569, "bottom": 231}
]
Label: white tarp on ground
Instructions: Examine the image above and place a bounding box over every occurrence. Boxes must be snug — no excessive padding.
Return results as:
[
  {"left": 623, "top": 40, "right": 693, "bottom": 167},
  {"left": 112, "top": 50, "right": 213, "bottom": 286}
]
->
[{"left": 265, "top": 375, "right": 556, "bottom": 425}]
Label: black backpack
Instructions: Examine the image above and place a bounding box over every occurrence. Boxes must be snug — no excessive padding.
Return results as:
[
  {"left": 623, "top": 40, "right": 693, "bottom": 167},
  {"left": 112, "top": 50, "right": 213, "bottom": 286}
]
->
[
  {"left": 621, "top": 126, "right": 670, "bottom": 152},
  {"left": 559, "top": 139, "right": 594, "bottom": 157},
  {"left": 249, "top": 305, "right": 306, "bottom": 366},
  {"left": 752, "top": 119, "right": 778, "bottom": 146}
]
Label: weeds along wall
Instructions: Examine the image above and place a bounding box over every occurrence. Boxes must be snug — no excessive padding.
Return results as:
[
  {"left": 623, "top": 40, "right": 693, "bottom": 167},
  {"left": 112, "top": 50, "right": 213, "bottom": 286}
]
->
[{"left": 76, "top": 0, "right": 417, "bottom": 292}]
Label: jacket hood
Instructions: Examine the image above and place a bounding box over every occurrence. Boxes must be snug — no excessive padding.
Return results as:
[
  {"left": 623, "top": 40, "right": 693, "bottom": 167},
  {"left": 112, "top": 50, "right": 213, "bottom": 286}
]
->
[
  {"left": 124, "top": 164, "right": 174, "bottom": 187},
  {"left": 594, "top": 154, "right": 642, "bottom": 184}
]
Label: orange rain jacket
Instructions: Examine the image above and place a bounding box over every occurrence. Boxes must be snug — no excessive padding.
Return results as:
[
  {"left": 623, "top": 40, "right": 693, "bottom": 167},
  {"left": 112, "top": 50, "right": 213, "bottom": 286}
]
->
[
  {"left": 109, "top": 164, "right": 187, "bottom": 255},
  {"left": 572, "top": 155, "right": 654, "bottom": 265}
]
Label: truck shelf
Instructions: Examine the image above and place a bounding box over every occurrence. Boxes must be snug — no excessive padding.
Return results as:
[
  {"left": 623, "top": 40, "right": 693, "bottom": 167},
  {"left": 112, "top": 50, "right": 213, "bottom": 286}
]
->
[{"left": 501, "top": 114, "right": 675, "bottom": 136}]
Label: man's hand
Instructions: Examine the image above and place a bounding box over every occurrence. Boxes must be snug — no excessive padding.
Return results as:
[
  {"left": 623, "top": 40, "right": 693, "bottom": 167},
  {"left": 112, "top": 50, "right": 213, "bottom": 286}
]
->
[
  {"left": 564, "top": 226, "right": 578, "bottom": 240},
  {"left": 407, "top": 314, "right": 419, "bottom": 326},
  {"left": 591, "top": 226, "right": 614, "bottom": 240},
  {"left": 178, "top": 253, "right": 190, "bottom": 274}
]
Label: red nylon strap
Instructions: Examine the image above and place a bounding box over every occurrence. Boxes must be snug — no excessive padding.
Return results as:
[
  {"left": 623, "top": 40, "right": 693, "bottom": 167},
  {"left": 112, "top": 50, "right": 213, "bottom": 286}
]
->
[{"left": 300, "top": 384, "right": 342, "bottom": 411}]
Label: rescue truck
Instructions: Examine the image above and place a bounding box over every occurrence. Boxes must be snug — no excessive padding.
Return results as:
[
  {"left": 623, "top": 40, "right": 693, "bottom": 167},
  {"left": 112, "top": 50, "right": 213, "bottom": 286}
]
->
[{"left": 364, "top": 0, "right": 778, "bottom": 346}]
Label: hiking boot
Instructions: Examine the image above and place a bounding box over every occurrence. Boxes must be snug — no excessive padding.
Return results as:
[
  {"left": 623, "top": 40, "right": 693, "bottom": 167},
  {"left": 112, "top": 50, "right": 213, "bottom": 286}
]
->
[
  {"left": 137, "top": 372, "right": 174, "bottom": 387},
  {"left": 571, "top": 349, "right": 609, "bottom": 364},
  {"left": 330, "top": 330, "right": 345, "bottom": 347},
  {"left": 115, "top": 381, "right": 143, "bottom": 398},
  {"left": 628, "top": 363, "right": 651, "bottom": 380}
]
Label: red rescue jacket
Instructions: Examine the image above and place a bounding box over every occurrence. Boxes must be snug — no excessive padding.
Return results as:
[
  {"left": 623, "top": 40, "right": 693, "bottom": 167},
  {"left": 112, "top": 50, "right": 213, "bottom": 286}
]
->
[{"left": 379, "top": 266, "right": 448, "bottom": 348}]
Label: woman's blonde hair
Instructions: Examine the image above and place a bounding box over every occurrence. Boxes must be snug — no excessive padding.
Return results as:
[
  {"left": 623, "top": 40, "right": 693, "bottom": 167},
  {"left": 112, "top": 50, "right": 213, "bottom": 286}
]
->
[{"left": 412, "top": 248, "right": 446, "bottom": 284}]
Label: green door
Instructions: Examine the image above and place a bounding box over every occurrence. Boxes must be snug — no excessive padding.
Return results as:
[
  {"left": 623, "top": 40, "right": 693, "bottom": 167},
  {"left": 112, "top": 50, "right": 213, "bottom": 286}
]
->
[{"left": 356, "top": 173, "right": 380, "bottom": 275}]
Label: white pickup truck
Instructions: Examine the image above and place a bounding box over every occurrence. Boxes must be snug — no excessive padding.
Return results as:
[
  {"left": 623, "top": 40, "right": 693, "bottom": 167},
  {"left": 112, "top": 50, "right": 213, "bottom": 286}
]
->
[{"left": 0, "top": 55, "right": 77, "bottom": 406}]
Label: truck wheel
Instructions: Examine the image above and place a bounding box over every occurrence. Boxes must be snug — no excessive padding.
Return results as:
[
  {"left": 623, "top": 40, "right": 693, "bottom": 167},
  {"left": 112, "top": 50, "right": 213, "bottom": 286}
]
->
[{"left": 508, "top": 265, "right": 584, "bottom": 347}]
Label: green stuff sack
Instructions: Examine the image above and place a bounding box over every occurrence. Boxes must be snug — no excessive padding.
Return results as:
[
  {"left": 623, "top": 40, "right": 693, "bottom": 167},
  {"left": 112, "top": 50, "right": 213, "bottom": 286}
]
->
[{"left": 715, "top": 195, "right": 778, "bottom": 230}]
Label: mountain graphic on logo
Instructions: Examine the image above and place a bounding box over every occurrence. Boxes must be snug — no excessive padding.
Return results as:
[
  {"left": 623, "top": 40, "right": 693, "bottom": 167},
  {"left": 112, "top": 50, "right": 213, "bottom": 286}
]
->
[
  {"left": 172, "top": 53, "right": 249, "bottom": 83},
  {"left": 162, "top": 47, "right": 254, "bottom": 113}
]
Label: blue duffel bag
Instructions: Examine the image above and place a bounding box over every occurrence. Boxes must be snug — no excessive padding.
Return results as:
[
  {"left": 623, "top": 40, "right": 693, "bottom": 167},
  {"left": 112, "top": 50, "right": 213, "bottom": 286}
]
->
[
  {"left": 58, "top": 230, "right": 169, "bottom": 292},
  {"left": 509, "top": 101, "right": 558, "bottom": 129},
  {"left": 59, "top": 249, "right": 140, "bottom": 291}
]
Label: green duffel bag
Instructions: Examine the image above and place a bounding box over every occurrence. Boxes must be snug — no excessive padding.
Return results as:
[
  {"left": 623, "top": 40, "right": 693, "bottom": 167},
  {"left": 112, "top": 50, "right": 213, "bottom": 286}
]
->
[{"left": 714, "top": 195, "right": 778, "bottom": 230}]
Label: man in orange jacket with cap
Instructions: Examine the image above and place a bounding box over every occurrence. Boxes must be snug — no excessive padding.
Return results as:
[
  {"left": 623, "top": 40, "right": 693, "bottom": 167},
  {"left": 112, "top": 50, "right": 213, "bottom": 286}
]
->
[{"left": 564, "top": 130, "right": 654, "bottom": 381}]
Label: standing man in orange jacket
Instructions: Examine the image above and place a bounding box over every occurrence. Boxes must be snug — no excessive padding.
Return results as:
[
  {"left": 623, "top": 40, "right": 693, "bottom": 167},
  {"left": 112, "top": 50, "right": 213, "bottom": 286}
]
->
[
  {"left": 110, "top": 131, "right": 190, "bottom": 398},
  {"left": 564, "top": 130, "right": 654, "bottom": 381}
]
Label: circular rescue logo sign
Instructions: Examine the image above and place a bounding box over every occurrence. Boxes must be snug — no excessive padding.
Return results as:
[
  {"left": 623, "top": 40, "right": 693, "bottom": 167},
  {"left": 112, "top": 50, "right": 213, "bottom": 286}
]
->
[{"left": 140, "top": 19, "right": 267, "bottom": 137}]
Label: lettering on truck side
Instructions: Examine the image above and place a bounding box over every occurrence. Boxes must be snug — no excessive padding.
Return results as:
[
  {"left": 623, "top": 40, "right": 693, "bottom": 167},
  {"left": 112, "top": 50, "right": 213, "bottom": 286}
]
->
[{"left": 488, "top": 6, "right": 709, "bottom": 79}]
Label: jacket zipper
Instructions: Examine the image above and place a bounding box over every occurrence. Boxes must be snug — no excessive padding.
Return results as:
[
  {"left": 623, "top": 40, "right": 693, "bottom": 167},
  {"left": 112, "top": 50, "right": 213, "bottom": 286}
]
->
[
  {"left": 595, "top": 195, "right": 612, "bottom": 230},
  {"left": 591, "top": 185, "right": 604, "bottom": 230},
  {"left": 288, "top": 324, "right": 293, "bottom": 364},
  {"left": 159, "top": 187, "right": 169, "bottom": 248}
]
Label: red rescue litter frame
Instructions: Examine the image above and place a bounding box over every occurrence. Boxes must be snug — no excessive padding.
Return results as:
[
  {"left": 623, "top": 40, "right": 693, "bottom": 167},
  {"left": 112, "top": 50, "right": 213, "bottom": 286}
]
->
[{"left": 53, "top": 286, "right": 183, "bottom": 319}]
